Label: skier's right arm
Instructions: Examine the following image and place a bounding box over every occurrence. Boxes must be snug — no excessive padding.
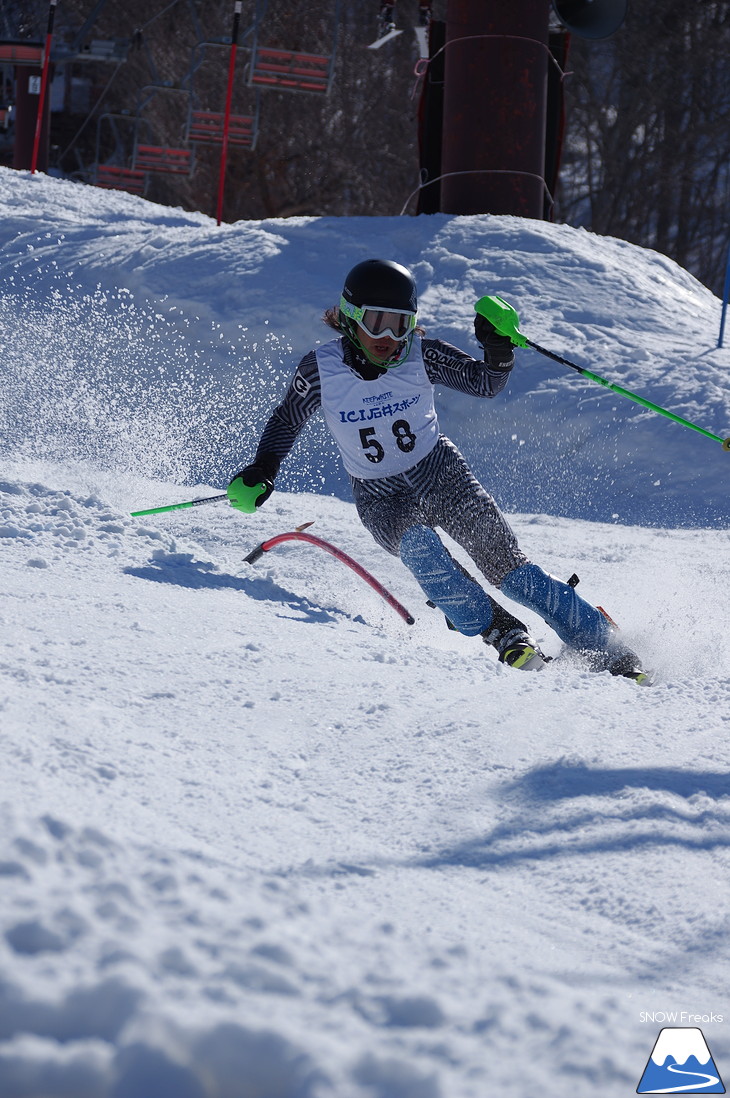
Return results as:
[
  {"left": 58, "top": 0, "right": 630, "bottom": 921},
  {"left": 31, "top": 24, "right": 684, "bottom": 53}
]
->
[{"left": 228, "top": 351, "right": 321, "bottom": 510}]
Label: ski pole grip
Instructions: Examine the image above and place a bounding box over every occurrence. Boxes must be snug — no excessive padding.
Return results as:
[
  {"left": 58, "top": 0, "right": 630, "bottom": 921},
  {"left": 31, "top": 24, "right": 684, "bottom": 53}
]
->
[
  {"left": 226, "top": 479, "right": 268, "bottom": 513},
  {"left": 474, "top": 295, "right": 529, "bottom": 348}
]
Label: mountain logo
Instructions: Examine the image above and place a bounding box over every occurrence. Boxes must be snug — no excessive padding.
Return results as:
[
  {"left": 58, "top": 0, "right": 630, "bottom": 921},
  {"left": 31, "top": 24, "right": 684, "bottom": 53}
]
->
[{"left": 637, "top": 1027, "right": 725, "bottom": 1093}]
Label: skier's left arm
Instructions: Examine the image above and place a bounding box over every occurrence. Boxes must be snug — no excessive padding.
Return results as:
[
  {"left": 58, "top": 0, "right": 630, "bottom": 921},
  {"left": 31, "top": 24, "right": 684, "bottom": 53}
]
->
[{"left": 422, "top": 314, "right": 516, "bottom": 397}]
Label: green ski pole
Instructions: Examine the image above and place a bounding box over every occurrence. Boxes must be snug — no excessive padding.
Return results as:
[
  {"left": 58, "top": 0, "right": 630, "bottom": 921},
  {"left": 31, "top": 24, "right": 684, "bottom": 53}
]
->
[
  {"left": 131, "top": 480, "right": 267, "bottom": 517},
  {"left": 475, "top": 295, "right": 730, "bottom": 451},
  {"left": 131, "top": 493, "right": 229, "bottom": 518}
]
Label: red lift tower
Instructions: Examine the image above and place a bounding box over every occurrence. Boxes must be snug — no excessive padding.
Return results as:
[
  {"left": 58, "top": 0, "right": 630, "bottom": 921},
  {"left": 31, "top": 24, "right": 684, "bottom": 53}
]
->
[{"left": 428, "top": 0, "right": 627, "bottom": 218}]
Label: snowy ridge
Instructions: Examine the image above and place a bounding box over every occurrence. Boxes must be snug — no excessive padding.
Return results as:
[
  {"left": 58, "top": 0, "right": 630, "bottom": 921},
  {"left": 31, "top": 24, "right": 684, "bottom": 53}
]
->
[
  {"left": 2, "top": 171, "right": 730, "bottom": 1097},
  {"left": 2, "top": 168, "right": 729, "bottom": 525}
]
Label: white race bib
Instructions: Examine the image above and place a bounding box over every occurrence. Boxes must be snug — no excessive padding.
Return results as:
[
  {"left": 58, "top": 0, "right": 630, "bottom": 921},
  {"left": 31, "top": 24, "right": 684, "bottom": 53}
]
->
[{"left": 316, "top": 339, "right": 440, "bottom": 479}]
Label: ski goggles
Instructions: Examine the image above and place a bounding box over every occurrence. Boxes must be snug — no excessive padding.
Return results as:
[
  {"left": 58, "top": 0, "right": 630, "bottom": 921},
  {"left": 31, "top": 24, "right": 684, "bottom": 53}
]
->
[{"left": 340, "top": 298, "right": 417, "bottom": 341}]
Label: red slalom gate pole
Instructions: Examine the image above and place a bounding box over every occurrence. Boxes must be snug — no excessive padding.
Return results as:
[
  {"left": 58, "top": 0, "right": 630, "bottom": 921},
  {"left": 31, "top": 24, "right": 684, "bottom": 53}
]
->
[
  {"left": 245, "top": 528, "right": 416, "bottom": 625},
  {"left": 30, "top": 0, "right": 58, "bottom": 174},
  {"left": 216, "top": 0, "right": 242, "bottom": 225}
]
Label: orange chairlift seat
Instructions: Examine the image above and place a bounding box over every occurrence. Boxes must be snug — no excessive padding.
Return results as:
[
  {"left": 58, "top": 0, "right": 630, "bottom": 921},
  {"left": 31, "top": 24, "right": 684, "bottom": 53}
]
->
[
  {"left": 247, "top": 0, "right": 341, "bottom": 94},
  {"left": 93, "top": 114, "right": 148, "bottom": 195},
  {"left": 187, "top": 108, "right": 256, "bottom": 148},
  {"left": 130, "top": 82, "right": 195, "bottom": 176},
  {"left": 95, "top": 164, "right": 146, "bottom": 194},
  {"left": 0, "top": 42, "right": 43, "bottom": 65},
  {"left": 133, "top": 142, "right": 193, "bottom": 175},
  {"left": 185, "top": 30, "right": 260, "bottom": 151},
  {"left": 249, "top": 47, "right": 333, "bottom": 94}
]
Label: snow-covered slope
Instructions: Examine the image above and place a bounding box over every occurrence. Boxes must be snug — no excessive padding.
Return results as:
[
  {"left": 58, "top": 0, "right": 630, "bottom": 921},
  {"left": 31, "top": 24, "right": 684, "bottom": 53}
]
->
[{"left": 1, "top": 170, "right": 730, "bottom": 1098}]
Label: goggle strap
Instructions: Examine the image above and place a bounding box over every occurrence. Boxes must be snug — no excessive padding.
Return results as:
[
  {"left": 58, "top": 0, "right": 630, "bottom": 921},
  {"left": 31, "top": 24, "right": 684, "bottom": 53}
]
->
[{"left": 340, "top": 298, "right": 416, "bottom": 340}]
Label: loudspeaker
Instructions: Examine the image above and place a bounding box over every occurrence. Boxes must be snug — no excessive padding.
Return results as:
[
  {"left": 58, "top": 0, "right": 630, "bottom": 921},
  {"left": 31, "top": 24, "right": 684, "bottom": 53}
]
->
[{"left": 552, "top": 0, "right": 628, "bottom": 39}]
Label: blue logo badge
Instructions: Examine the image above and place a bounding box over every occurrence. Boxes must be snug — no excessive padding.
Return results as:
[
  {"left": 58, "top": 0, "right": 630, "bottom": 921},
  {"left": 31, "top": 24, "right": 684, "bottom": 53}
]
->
[{"left": 637, "top": 1028, "right": 725, "bottom": 1093}]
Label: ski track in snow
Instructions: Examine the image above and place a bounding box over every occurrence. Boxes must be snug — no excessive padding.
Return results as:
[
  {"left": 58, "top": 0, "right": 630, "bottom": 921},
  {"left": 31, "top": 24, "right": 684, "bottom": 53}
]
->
[{"left": 1, "top": 169, "right": 730, "bottom": 1097}]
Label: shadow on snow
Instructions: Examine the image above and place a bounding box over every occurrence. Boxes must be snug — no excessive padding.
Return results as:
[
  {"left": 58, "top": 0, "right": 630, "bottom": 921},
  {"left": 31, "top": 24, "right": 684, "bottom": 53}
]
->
[
  {"left": 124, "top": 554, "right": 347, "bottom": 626},
  {"left": 416, "top": 759, "right": 730, "bottom": 869}
]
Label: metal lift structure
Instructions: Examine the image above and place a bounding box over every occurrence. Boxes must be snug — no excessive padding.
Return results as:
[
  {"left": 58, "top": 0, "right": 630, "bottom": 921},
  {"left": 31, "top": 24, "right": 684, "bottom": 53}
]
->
[
  {"left": 83, "top": 0, "right": 342, "bottom": 203},
  {"left": 6, "top": 0, "right": 343, "bottom": 210}
]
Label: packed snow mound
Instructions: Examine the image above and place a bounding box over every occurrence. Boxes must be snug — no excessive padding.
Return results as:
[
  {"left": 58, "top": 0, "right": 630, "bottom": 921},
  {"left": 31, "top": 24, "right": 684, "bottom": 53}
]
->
[{"left": 1, "top": 167, "right": 729, "bottom": 525}]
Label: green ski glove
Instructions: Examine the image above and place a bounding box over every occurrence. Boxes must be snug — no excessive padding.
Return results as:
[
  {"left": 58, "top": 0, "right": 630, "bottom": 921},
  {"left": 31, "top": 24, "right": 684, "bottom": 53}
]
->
[
  {"left": 474, "top": 295, "right": 529, "bottom": 348},
  {"left": 227, "top": 466, "right": 274, "bottom": 513}
]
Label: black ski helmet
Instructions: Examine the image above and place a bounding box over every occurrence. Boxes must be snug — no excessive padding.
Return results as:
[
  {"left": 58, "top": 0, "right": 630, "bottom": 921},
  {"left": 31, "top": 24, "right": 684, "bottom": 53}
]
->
[
  {"left": 341, "top": 259, "right": 417, "bottom": 313},
  {"left": 338, "top": 259, "right": 418, "bottom": 367}
]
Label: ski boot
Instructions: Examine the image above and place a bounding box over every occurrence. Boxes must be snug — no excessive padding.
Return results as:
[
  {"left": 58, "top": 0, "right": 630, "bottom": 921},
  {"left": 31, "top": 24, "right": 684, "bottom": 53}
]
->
[
  {"left": 481, "top": 603, "right": 549, "bottom": 672},
  {"left": 424, "top": 598, "right": 547, "bottom": 671},
  {"left": 500, "top": 563, "right": 654, "bottom": 684},
  {"left": 606, "top": 650, "right": 656, "bottom": 686},
  {"left": 400, "top": 526, "right": 549, "bottom": 672}
]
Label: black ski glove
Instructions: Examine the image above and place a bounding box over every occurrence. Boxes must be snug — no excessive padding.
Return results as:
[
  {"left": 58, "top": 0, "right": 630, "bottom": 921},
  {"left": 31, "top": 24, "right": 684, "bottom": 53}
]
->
[
  {"left": 228, "top": 459, "right": 277, "bottom": 511},
  {"left": 474, "top": 313, "right": 515, "bottom": 369}
]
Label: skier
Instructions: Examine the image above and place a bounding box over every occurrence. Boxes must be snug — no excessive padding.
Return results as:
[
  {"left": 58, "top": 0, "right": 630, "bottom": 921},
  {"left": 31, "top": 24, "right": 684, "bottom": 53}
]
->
[
  {"left": 377, "top": 3, "right": 396, "bottom": 37},
  {"left": 376, "top": 2, "right": 431, "bottom": 37},
  {"left": 229, "top": 259, "right": 650, "bottom": 682}
]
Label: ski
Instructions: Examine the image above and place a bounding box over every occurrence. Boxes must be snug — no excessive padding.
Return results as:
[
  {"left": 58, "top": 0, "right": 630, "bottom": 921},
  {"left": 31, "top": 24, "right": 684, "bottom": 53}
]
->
[
  {"left": 553, "top": 647, "right": 657, "bottom": 686},
  {"left": 367, "top": 26, "right": 403, "bottom": 49},
  {"left": 414, "top": 25, "right": 429, "bottom": 58}
]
